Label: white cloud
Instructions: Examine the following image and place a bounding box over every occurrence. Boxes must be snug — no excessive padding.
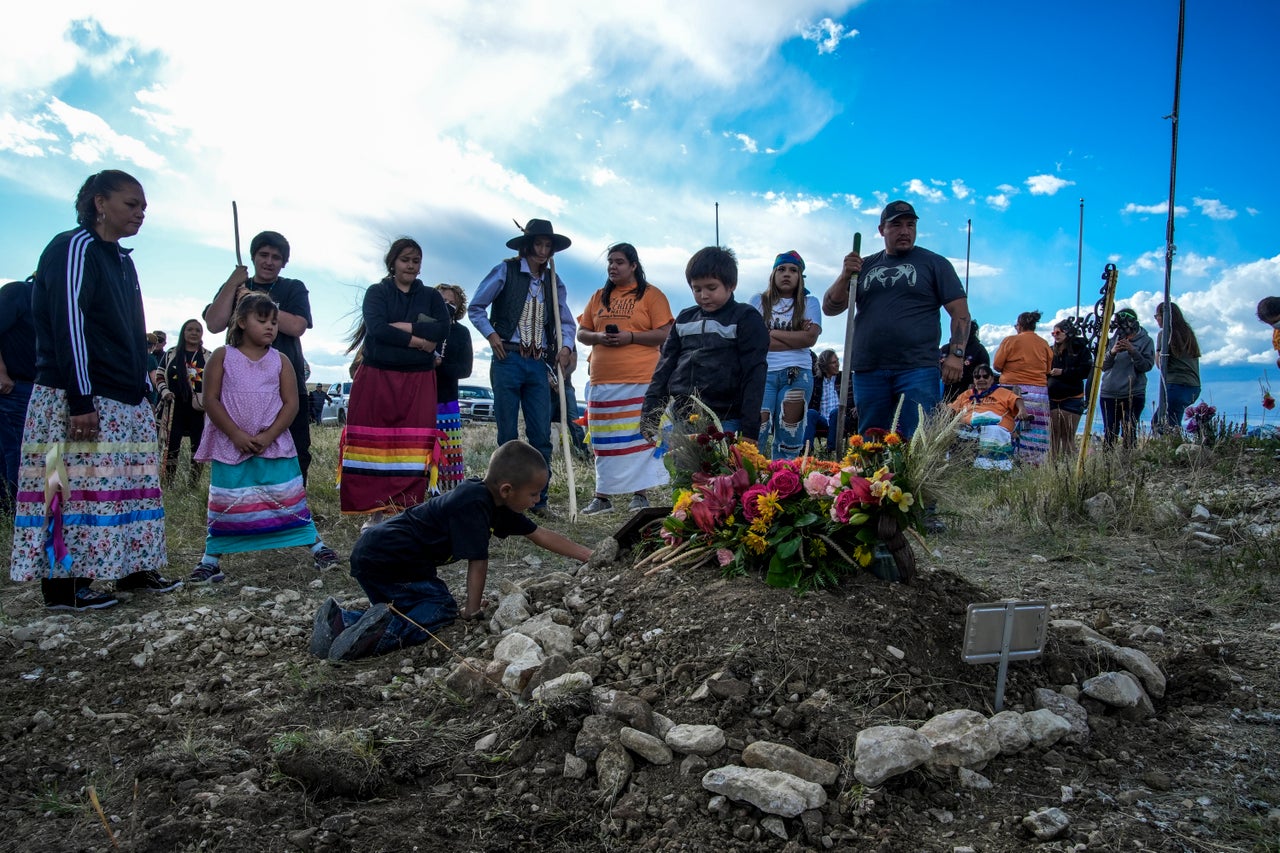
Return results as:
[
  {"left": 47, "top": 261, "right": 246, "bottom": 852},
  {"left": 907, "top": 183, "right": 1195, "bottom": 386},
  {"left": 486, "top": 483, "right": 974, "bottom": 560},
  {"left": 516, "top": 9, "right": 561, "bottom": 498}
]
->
[
  {"left": 1121, "top": 201, "right": 1189, "bottom": 216},
  {"left": 46, "top": 97, "right": 166, "bottom": 170},
  {"left": 1247, "top": 207, "right": 1260, "bottom": 216},
  {"left": 906, "top": 178, "right": 944, "bottom": 202},
  {"left": 723, "top": 131, "right": 775, "bottom": 154},
  {"left": 1193, "top": 197, "right": 1236, "bottom": 220},
  {"left": 1025, "top": 173, "right": 1075, "bottom": 196},
  {"left": 1123, "top": 246, "right": 1220, "bottom": 278},
  {"left": 760, "top": 191, "right": 829, "bottom": 216},
  {"left": 1123, "top": 255, "right": 1280, "bottom": 366},
  {"left": 945, "top": 258, "right": 1002, "bottom": 278},
  {"left": 798, "top": 17, "right": 858, "bottom": 54},
  {"left": 986, "top": 193, "right": 1011, "bottom": 211},
  {"left": 996, "top": 183, "right": 1019, "bottom": 194},
  {"left": 951, "top": 179, "right": 971, "bottom": 200},
  {"left": 0, "top": 113, "right": 57, "bottom": 157},
  {"left": 589, "top": 166, "right": 621, "bottom": 187}
]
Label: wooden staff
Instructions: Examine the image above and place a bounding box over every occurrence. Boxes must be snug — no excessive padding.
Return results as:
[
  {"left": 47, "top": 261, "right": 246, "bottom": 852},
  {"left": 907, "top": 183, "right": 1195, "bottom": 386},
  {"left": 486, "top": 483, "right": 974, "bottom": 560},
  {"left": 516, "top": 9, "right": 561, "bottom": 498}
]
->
[
  {"left": 232, "top": 201, "right": 242, "bottom": 265},
  {"left": 547, "top": 256, "right": 579, "bottom": 520},
  {"left": 834, "top": 232, "right": 861, "bottom": 450}
]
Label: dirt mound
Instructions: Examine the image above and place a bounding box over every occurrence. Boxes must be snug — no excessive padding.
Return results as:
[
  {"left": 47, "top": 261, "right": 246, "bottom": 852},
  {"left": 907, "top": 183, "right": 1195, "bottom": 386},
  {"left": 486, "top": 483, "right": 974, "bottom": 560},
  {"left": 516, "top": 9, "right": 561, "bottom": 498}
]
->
[{"left": 1, "top": 516, "right": 1276, "bottom": 851}]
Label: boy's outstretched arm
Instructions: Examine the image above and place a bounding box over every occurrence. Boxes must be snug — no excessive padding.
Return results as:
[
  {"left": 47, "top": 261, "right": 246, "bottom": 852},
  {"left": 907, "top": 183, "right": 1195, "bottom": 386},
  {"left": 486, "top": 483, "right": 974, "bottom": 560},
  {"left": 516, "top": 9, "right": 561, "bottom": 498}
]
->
[
  {"left": 527, "top": 527, "right": 592, "bottom": 563},
  {"left": 463, "top": 558, "right": 490, "bottom": 618}
]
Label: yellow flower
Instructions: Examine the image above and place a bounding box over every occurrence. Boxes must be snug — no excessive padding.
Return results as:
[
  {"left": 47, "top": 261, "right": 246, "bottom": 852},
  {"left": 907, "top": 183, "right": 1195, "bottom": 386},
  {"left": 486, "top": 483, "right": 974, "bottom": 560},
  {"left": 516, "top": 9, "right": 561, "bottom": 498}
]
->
[
  {"left": 725, "top": 514, "right": 736, "bottom": 527},
  {"left": 736, "top": 440, "right": 768, "bottom": 469},
  {"left": 888, "top": 487, "right": 915, "bottom": 510},
  {"left": 750, "top": 518, "right": 769, "bottom": 536},
  {"left": 854, "top": 545, "right": 873, "bottom": 567},
  {"left": 884, "top": 433, "right": 903, "bottom": 446},
  {"left": 810, "top": 538, "right": 828, "bottom": 558},
  {"left": 864, "top": 441, "right": 884, "bottom": 453},
  {"left": 673, "top": 490, "right": 694, "bottom": 514},
  {"left": 870, "top": 479, "right": 888, "bottom": 499},
  {"left": 757, "top": 491, "right": 781, "bottom": 525},
  {"left": 743, "top": 532, "right": 768, "bottom": 554},
  {"left": 688, "top": 413, "right": 701, "bottom": 423}
]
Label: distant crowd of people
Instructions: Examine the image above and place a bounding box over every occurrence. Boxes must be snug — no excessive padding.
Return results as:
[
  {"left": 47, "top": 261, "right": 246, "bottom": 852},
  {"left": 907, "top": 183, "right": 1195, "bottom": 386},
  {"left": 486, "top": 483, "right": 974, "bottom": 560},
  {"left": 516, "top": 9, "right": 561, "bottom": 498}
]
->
[{"left": 3, "top": 170, "right": 1275, "bottom": 660}]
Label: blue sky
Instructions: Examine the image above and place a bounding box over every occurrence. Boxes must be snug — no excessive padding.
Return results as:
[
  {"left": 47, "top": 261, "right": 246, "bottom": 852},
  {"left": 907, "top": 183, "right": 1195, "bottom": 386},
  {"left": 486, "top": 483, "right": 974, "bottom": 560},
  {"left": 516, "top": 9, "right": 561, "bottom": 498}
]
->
[{"left": 2, "top": 1, "right": 1278, "bottom": 425}]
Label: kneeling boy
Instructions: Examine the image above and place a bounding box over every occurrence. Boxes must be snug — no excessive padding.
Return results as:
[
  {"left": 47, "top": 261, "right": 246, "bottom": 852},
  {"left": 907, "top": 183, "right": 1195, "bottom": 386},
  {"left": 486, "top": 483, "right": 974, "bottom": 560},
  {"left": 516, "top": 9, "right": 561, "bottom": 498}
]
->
[{"left": 312, "top": 440, "right": 592, "bottom": 661}]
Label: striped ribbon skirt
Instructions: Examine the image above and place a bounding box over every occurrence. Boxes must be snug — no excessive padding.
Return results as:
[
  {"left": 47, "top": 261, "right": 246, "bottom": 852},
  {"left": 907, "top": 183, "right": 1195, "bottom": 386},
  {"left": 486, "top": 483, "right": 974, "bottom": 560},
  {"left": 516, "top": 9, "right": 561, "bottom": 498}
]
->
[
  {"left": 205, "top": 456, "right": 317, "bottom": 555},
  {"left": 587, "top": 383, "right": 669, "bottom": 495},
  {"left": 10, "top": 386, "right": 167, "bottom": 581},
  {"left": 339, "top": 365, "right": 442, "bottom": 513}
]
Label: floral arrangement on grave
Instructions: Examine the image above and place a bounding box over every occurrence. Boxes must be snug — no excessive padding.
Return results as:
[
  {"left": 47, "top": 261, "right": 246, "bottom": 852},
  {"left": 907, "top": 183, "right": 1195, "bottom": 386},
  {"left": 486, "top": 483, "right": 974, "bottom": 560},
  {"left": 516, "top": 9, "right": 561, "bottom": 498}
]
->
[
  {"left": 1183, "top": 401, "right": 1219, "bottom": 444},
  {"left": 637, "top": 405, "right": 924, "bottom": 589},
  {"left": 1261, "top": 374, "right": 1275, "bottom": 412}
]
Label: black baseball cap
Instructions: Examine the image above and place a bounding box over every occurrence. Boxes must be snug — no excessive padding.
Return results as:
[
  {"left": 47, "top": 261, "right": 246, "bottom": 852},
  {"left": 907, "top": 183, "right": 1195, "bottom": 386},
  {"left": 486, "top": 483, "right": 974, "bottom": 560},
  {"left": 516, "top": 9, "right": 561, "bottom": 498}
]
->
[{"left": 879, "top": 200, "right": 918, "bottom": 225}]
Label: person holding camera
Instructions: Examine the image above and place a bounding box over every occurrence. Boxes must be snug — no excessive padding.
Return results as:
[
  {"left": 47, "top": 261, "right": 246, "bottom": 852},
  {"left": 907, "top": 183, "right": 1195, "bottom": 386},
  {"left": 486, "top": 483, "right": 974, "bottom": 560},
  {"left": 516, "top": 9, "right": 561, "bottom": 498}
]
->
[
  {"left": 1099, "top": 307, "right": 1154, "bottom": 448},
  {"left": 576, "top": 243, "right": 674, "bottom": 515}
]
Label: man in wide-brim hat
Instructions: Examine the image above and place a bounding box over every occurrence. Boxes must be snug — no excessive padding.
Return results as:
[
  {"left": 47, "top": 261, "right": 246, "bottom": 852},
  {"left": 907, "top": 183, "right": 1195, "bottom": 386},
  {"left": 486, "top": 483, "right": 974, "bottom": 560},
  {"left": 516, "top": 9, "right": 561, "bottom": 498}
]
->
[{"left": 468, "top": 218, "right": 577, "bottom": 515}]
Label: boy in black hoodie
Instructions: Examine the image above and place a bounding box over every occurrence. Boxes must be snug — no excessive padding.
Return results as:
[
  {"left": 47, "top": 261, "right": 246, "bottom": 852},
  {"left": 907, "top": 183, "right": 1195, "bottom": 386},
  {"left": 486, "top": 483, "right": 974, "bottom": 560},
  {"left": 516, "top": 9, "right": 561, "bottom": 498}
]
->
[{"left": 641, "top": 247, "right": 768, "bottom": 441}]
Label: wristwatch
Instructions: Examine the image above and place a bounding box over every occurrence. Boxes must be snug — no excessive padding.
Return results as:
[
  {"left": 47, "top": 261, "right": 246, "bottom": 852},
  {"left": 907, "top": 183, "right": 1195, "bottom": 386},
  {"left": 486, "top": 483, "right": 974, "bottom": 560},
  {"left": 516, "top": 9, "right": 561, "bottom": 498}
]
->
[{"left": 949, "top": 347, "right": 964, "bottom": 358}]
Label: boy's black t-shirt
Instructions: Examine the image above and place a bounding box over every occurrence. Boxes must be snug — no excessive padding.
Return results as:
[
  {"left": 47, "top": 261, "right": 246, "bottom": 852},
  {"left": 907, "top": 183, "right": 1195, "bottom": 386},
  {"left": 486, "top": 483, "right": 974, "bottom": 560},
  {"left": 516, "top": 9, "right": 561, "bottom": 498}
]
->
[{"left": 350, "top": 479, "right": 537, "bottom": 583}]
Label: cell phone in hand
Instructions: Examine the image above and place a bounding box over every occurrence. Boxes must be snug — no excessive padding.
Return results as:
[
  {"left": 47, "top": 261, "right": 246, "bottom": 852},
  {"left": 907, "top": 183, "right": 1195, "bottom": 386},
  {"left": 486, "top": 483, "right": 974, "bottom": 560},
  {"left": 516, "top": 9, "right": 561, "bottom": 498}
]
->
[{"left": 605, "top": 324, "right": 619, "bottom": 334}]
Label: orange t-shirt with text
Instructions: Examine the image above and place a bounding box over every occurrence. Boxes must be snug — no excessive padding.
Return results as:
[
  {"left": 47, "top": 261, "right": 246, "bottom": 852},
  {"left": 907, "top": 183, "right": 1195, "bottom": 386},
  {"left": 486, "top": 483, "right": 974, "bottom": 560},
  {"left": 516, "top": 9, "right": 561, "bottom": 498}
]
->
[{"left": 578, "top": 283, "right": 675, "bottom": 385}]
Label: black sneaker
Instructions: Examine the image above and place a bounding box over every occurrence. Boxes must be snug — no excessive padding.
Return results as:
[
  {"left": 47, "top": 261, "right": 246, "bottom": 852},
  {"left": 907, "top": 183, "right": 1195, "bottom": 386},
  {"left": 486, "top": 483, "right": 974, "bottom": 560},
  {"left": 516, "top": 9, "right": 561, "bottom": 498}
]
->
[
  {"left": 312, "top": 545, "right": 341, "bottom": 571},
  {"left": 328, "top": 603, "right": 394, "bottom": 662},
  {"left": 310, "top": 597, "right": 346, "bottom": 659},
  {"left": 45, "top": 586, "right": 119, "bottom": 612},
  {"left": 190, "top": 562, "right": 225, "bottom": 584},
  {"left": 582, "top": 497, "right": 613, "bottom": 516},
  {"left": 116, "top": 570, "right": 182, "bottom": 593}
]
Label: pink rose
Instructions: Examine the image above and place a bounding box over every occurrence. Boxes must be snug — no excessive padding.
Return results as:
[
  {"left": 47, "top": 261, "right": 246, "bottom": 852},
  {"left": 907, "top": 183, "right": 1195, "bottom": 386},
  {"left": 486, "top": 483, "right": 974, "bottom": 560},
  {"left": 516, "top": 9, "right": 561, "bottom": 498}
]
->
[
  {"left": 716, "top": 548, "right": 734, "bottom": 566},
  {"left": 830, "top": 489, "right": 860, "bottom": 524},
  {"left": 803, "top": 471, "right": 831, "bottom": 497},
  {"left": 768, "top": 468, "right": 802, "bottom": 499},
  {"left": 741, "top": 485, "right": 770, "bottom": 521}
]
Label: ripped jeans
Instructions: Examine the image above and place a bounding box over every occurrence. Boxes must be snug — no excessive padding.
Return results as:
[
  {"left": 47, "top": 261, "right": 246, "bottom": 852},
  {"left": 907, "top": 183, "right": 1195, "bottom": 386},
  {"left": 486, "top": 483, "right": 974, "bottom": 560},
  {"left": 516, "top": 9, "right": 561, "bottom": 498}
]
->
[{"left": 759, "top": 366, "right": 814, "bottom": 459}]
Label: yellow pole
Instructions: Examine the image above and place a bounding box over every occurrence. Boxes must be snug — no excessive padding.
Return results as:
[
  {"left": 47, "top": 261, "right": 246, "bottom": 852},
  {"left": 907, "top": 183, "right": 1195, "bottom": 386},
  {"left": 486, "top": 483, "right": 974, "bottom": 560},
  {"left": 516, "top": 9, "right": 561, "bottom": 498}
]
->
[{"left": 1076, "top": 264, "right": 1118, "bottom": 477}]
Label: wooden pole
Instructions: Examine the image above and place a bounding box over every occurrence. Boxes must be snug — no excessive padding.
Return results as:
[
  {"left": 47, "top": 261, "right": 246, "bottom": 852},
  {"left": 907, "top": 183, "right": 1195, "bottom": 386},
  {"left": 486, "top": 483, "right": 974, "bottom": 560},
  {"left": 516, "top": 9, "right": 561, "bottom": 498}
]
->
[
  {"left": 547, "top": 256, "right": 578, "bottom": 520},
  {"left": 834, "top": 233, "right": 861, "bottom": 451},
  {"left": 232, "top": 201, "right": 242, "bottom": 266}
]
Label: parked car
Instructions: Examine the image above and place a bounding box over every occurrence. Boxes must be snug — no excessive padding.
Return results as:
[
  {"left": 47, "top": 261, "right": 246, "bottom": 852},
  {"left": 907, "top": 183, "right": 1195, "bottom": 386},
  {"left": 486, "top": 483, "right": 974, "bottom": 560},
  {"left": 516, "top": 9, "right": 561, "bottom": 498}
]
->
[
  {"left": 458, "top": 385, "right": 495, "bottom": 423},
  {"left": 321, "top": 381, "right": 352, "bottom": 425}
]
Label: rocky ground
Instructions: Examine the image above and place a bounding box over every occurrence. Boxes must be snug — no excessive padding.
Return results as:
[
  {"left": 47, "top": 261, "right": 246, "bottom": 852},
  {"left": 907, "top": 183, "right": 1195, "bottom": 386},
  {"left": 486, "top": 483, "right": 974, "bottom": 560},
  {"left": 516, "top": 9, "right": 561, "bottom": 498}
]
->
[{"left": 1, "top": 430, "right": 1278, "bottom": 852}]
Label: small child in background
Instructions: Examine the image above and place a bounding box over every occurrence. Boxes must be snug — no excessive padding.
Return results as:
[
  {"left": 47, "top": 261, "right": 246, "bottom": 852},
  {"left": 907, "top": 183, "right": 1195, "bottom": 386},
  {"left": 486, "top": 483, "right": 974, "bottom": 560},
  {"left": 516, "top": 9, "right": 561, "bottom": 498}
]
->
[
  {"left": 641, "top": 246, "right": 768, "bottom": 441},
  {"left": 192, "top": 293, "right": 340, "bottom": 583},
  {"left": 434, "top": 283, "right": 474, "bottom": 491},
  {"left": 312, "top": 439, "right": 591, "bottom": 662}
]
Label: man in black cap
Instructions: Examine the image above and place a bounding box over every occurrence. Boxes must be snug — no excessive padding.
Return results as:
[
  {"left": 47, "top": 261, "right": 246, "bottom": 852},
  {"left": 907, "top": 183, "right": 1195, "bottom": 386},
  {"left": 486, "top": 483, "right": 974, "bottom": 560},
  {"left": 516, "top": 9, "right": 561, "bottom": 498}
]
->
[
  {"left": 468, "top": 219, "right": 577, "bottom": 514},
  {"left": 821, "top": 200, "right": 970, "bottom": 438}
]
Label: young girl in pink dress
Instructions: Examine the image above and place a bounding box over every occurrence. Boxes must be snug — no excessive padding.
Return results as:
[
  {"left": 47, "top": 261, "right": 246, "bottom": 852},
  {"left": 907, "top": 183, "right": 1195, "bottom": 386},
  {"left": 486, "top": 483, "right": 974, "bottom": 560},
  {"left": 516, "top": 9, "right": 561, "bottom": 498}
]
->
[{"left": 191, "top": 294, "right": 338, "bottom": 582}]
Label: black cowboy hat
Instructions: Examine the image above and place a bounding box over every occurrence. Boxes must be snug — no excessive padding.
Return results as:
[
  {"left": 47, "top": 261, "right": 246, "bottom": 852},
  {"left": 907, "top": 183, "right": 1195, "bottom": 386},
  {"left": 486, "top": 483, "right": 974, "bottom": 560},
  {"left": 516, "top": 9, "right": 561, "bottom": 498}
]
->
[{"left": 506, "top": 218, "right": 572, "bottom": 253}]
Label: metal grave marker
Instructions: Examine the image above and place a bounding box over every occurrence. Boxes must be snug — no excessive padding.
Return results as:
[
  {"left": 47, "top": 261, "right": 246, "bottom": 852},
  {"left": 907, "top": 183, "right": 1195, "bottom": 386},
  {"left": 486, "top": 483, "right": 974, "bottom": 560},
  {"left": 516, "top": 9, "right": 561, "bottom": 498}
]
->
[{"left": 962, "top": 600, "right": 1050, "bottom": 711}]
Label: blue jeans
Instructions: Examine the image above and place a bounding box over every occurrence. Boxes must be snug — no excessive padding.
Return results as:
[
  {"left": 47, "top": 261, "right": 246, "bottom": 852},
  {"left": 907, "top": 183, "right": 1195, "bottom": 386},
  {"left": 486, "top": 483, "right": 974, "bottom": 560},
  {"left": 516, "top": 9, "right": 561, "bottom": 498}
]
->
[
  {"left": 0, "top": 381, "right": 32, "bottom": 513},
  {"left": 344, "top": 572, "right": 459, "bottom": 656},
  {"left": 491, "top": 352, "right": 553, "bottom": 505},
  {"left": 1154, "top": 382, "right": 1200, "bottom": 434},
  {"left": 759, "top": 367, "right": 814, "bottom": 459},
  {"left": 853, "top": 367, "right": 940, "bottom": 438},
  {"left": 804, "top": 407, "right": 843, "bottom": 454}
]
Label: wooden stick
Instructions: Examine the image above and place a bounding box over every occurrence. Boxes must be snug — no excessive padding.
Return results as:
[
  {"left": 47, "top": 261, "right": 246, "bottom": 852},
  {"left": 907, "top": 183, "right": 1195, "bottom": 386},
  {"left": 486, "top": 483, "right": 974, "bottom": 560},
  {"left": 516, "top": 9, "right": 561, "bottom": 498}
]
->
[
  {"left": 835, "top": 232, "right": 861, "bottom": 451},
  {"left": 547, "top": 255, "right": 578, "bottom": 520},
  {"left": 232, "top": 201, "right": 242, "bottom": 266}
]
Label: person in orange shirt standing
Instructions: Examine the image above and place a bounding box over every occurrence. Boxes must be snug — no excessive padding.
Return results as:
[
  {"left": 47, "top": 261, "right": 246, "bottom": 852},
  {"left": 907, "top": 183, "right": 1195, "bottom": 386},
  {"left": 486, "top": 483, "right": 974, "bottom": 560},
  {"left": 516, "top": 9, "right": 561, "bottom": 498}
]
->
[
  {"left": 994, "top": 310, "right": 1053, "bottom": 464},
  {"left": 1257, "top": 297, "right": 1280, "bottom": 370},
  {"left": 577, "top": 243, "right": 675, "bottom": 515}
]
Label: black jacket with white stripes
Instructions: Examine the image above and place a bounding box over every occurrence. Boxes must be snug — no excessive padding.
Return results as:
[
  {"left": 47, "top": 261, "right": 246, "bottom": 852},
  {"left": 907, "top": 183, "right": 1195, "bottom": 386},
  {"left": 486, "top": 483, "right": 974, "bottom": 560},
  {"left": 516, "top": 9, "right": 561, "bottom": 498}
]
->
[{"left": 33, "top": 227, "right": 148, "bottom": 416}]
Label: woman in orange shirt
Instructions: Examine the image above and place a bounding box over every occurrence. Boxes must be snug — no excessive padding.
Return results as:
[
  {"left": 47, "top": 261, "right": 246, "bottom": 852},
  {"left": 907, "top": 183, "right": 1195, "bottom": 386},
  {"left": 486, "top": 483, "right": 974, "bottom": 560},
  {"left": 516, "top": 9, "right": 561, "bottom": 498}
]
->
[
  {"left": 994, "top": 310, "right": 1053, "bottom": 464},
  {"left": 950, "top": 365, "right": 1028, "bottom": 470},
  {"left": 576, "top": 243, "right": 675, "bottom": 515}
]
